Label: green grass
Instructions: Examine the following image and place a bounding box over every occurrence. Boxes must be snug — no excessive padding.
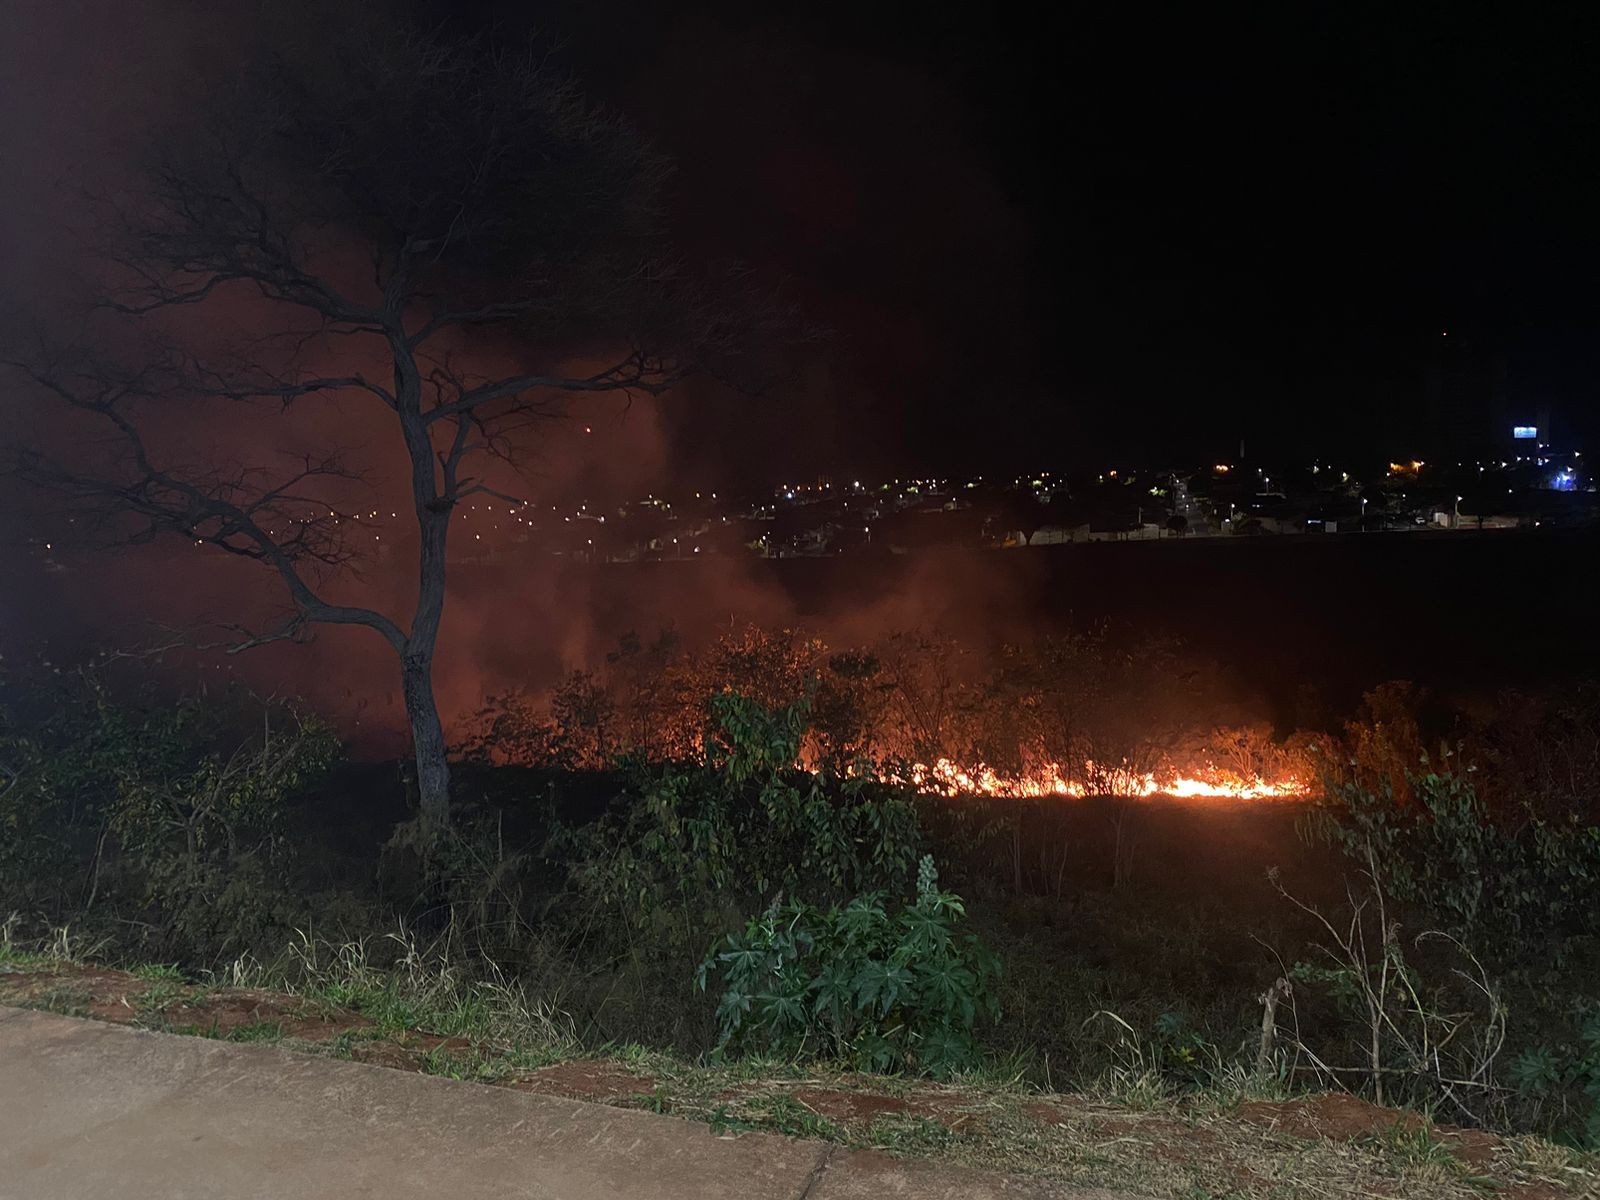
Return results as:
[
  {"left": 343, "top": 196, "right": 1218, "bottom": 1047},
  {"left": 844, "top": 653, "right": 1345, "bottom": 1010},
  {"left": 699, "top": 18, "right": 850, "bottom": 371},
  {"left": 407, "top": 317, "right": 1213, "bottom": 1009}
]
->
[
  {"left": 132, "top": 979, "right": 189, "bottom": 1014},
  {"left": 741, "top": 1093, "right": 846, "bottom": 1140},
  {"left": 238, "top": 930, "right": 577, "bottom": 1057},
  {"left": 867, "top": 1112, "right": 960, "bottom": 1154},
  {"left": 226, "top": 1020, "right": 286, "bottom": 1043},
  {"left": 21, "top": 983, "right": 92, "bottom": 1019}
]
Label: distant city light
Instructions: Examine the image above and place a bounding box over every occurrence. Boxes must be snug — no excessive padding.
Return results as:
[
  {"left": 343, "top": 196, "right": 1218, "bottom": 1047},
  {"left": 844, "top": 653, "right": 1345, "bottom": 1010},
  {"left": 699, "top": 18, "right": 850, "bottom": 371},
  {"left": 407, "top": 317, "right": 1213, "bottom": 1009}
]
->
[{"left": 1513, "top": 425, "right": 1538, "bottom": 440}]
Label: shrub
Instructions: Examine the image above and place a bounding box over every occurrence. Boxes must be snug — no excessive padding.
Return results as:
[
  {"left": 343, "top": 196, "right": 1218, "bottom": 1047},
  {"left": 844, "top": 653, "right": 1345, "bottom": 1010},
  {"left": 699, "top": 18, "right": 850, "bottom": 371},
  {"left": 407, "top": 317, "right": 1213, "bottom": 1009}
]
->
[
  {"left": 697, "top": 855, "right": 1000, "bottom": 1076},
  {"left": 523, "top": 689, "right": 925, "bottom": 1049},
  {"left": 1273, "top": 866, "right": 1509, "bottom": 1118},
  {"left": 1316, "top": 768, "right": 1600, "bottom": 949},
  {"left": 564, "top": 691, "right": 924, "bottom": 942},
  {"left": 1507, "top": 1009, "right": 1600, "bottom": 1148},
  {"left": 1304, "top": 765, "right": 1600, "bottom": 1137},
  {"left": 0, "top": 662, "right": 338, "bottom": 958}
]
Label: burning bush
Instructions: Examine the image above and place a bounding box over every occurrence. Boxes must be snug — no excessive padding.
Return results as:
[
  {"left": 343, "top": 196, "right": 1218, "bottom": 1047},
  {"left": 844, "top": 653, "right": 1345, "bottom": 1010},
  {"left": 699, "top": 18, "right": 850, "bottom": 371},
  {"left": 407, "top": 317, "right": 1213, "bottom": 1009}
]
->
[{"left": 462, "top": 623, "right": 1309, "bottom": 802}]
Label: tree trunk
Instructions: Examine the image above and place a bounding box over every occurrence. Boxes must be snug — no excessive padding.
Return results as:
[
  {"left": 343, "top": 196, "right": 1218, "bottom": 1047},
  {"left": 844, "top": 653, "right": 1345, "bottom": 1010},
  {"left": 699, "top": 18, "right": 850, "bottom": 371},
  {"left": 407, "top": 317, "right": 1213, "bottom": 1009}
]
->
[
  {"left": 401, "top": 653, "right": 450, "bottom": 835},
  {"left": 390, "top": 335, "right": 452, "bottom": 835}
]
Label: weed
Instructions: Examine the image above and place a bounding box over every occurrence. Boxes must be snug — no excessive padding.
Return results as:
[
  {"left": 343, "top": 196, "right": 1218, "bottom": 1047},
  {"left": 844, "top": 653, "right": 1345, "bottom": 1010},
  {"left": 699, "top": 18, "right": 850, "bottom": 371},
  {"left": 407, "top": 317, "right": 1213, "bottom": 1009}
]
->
[
  {"left": 636, "top": 1086, "right": 673, "bottom": 1115},
  {"left": 868, "top": 1112, "right": 958, "bottom": 1153},
  {"left": 417, "top": 1045, "right": 489, "bottom": 1080},
  {"left": 706, "top": 1103, "right": 758, "bottom": 1135},
  {"left": 133, "top": 979, "right": 187, "bottom": 1014},
  {"left": 1363, "top": 1120, "right": 1461, "bottom": 1169},
  {"left": 231, "top": 928, "right": 576, "bottom": 1058},
  {"left": 743, "top": 1093, "right": 844, "bottom": 1140},
  {"left": 699, "top": 856, "right": 999, "bottom": 1076},
  {"left": 226, "top": 1020, "right": 285, "bottom": 1043}
]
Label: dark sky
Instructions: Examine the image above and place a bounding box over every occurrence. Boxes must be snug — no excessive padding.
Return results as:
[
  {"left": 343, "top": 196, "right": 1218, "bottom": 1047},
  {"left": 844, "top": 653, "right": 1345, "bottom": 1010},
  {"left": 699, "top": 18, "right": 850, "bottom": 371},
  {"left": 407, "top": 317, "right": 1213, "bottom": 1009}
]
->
[
  {"left": 4, "top": 0, "right": 1598, "bottom": 732},
  {"left": 417, "top": 0, "right": 1600, "bottom": 477},
  {"left": 6, "top": 1, "right": 1600, "bottom": 486}
]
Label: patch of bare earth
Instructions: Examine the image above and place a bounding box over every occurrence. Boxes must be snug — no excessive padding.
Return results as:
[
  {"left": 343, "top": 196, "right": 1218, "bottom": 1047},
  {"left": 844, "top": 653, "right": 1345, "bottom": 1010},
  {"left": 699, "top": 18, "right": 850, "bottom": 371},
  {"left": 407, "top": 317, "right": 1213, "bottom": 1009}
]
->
[
  {"left": 792, "top": 1087, "right": 915, "bottom": 1123},
  {"left": 345, "top": 1040, "right": 425, "bottom": 1070},
  {"left": 790, "top": 1083, "right": 991, "bottom": 1134},
  {"left": 0, "top": 964, "right": 405, "bottom": 1062},
  {"left": 0, "top": 963, "right": 150, "bottom": 1020},
  {"left": 510, "top": 1060, "right": 658, "bottom": 1103},
  {"left": 156, "top": 988, "right": 371, "bottom": 1042},
  {"left": 1237, "top": 1093, "right": 1511, "bottom": 1163},
  {"left": 1233, "top": 1094, "right": 1584, "bottom": 1199}
]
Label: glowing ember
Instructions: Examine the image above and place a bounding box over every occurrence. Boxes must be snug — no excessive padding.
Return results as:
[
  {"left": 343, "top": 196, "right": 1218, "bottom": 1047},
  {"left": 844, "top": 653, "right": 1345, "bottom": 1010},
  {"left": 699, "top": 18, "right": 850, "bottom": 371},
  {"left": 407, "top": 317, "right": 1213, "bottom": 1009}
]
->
[{"left": 891, "top": 758, "right": 1307, "bottom": 801}]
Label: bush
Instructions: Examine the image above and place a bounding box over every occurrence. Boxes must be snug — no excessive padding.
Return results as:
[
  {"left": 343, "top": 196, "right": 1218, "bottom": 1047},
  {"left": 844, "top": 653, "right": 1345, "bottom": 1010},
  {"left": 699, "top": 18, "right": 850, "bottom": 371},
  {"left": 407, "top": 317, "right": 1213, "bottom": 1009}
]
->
[
  {"left": 1316, "top": 768, "right": 1600, "bottom": 950},
  {"left": 514, "top": 689, "right": 926, "bottom": 1049},
  {"left": 0, "top": 663, "right": 338, "bottom": 958},
  {"left": 1299, "top": 765, "right": 1600, "bottom": 1141},
  {"left": 1507, "top": 1009, "right": 1600, "bottom": 1148},
  {"left": 698, "top": 856, "right": 1000, "bottom": 1075},
  {"left": 563, "top": 691, "right": 924, "bottom": 943}
]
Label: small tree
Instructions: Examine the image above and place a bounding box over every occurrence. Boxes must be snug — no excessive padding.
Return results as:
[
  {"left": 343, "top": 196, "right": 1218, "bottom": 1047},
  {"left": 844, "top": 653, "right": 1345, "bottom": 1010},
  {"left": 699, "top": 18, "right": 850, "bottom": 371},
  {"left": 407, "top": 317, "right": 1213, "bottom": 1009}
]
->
[{"left": 5, "top": 27, "right": 768, "bottom": 833}]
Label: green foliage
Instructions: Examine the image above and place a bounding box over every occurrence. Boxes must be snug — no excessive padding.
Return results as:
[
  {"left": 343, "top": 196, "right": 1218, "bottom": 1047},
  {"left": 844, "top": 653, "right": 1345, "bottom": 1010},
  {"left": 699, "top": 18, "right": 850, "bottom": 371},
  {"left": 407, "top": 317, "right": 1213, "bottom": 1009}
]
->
[
  {"left": 1508, "top": 1009, "right": 1600, "bottom": 1148},
  {"left": 381, "top": 802, "right": 539, "bottom": 961},
  {"left": 0, "top": 663, "right": 337, "bottom": 958},
  {"left": 1081, "top": 1009, "right": 1236, "bottom": 1104},
  {"left": 697, "top": 855, "right": 999, "bottom": 1076},
  {"left": 528, "top": 690, "right": 927, "bottom": 1050},
  {"left": 1309, "top": 735, "right": 1600, "bottom": 1141},
  {"left": 1318, "top": 769, "right": 1600, "bottom": 948},
  {"left": 566, "top": 691, "right": 924, "bottom": 943},
  {"left": 1147, "top": 1010, "right": 1223, "bottom": 1086}
]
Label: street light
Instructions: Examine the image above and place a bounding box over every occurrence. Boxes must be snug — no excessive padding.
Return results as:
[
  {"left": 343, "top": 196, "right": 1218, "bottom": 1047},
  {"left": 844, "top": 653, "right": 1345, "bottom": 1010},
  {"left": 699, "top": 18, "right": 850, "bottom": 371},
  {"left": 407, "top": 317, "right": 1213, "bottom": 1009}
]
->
[{"left": 1454, "top": 495, "right": 1463, "bottom": 527}]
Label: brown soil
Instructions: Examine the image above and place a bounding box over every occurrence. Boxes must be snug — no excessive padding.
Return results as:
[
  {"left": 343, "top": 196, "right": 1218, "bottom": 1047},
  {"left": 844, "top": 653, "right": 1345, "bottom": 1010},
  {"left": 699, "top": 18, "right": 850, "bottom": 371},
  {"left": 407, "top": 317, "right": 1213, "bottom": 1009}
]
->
[
  {"left": 1, "top": 964, "right": 396, "bottom": 1060},
  {"left": 1018, "top": 1096, "right": 1106, "bottom": 1126},
  {"left": 154, "top": 988, "right": 371, "bottom": 1043},
  {"left": 1238, "top": 1092, "right": 1425, "bottom": 1140},
  {"left": 397, "top": 1031, "right": 477, "bottom": 1058},
  {"left": 0, "top": 964, "right": 151, "bottom": 1022},
  {"left": 792, "top": 1087, "right": 914, "bottom": 1123},
  {"left": 345, "top": 1040, "right": 425, "bottom": 1070},
  {"left": 1238, "top": 1093, "right": 1509, "bottom": 1167},
  {"left": 512, "top": 1059, "right": 659, "bottom": 1103}
]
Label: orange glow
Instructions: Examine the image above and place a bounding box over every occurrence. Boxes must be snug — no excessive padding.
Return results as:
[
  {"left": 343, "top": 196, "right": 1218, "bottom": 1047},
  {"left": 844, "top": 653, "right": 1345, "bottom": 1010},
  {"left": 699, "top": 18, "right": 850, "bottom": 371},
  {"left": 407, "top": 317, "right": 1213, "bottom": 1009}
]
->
[{"left": 887, "top": 757, "right": 1308, "bottom": 802}]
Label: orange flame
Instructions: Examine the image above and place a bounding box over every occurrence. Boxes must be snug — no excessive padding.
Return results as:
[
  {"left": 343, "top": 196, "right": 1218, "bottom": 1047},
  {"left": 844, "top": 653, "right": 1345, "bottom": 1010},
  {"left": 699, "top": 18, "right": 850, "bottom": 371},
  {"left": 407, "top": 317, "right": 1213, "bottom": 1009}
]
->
[{"left": 891, "top": 758, "right": 1307, "bottom": 801}]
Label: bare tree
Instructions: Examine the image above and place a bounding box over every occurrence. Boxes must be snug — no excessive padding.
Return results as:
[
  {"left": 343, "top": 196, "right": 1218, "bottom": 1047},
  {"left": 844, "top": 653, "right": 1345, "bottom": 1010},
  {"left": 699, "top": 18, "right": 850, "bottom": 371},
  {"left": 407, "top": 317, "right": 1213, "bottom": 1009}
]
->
[{"left": 4, "top": 28, "right": 768, "bottom": 834}]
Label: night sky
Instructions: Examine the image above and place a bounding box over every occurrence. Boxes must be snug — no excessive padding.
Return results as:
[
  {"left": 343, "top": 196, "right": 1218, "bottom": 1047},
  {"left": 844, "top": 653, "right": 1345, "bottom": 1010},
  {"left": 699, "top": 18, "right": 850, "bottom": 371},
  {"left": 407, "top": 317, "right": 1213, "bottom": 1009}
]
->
[
  {"left": 3, "top": 0, "right": 1599, "bottom": 737},
  {"left": 457, "top": 0, "right": 1600, "bottom": 477},
  {"left": 6, "top": 1, "right": 1600, "bottom": 486}
]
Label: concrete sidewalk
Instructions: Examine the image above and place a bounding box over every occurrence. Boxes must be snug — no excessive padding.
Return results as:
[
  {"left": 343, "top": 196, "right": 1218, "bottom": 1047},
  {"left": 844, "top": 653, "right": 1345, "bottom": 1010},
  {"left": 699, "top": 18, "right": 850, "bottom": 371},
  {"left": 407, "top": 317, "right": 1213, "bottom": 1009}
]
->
[{"left": 0, "top": 1006, "right": 1137, "bottom": 1199}]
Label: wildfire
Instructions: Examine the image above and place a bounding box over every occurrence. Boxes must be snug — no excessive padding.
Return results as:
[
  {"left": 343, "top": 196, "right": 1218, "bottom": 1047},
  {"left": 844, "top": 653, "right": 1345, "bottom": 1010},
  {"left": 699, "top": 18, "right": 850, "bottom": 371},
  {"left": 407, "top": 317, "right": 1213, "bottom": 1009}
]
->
[{"left": 892, "top": 758, "right": 1307, "bottom": 802}]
